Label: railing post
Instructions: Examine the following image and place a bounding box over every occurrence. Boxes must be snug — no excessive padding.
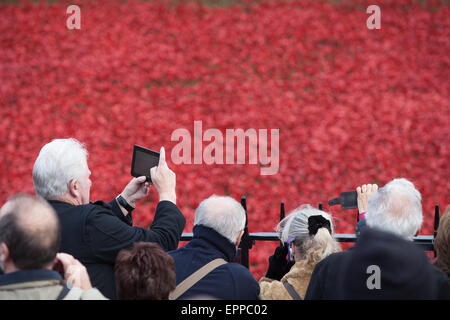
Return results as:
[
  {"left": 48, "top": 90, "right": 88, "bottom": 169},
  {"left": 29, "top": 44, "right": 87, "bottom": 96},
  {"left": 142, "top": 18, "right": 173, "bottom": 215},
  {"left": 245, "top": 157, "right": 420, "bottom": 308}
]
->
[
  {"left": 238, "top": 196, "right": 253, "bottom": 269},
  {"left": 434, "top": 204, "right": 440, "bottom": 257},
  {"left": 279, "top": 201, "right": 285, "bottom": 245},
  {"left": 280, "top": 201, "right": 285, "bottom": 221}
]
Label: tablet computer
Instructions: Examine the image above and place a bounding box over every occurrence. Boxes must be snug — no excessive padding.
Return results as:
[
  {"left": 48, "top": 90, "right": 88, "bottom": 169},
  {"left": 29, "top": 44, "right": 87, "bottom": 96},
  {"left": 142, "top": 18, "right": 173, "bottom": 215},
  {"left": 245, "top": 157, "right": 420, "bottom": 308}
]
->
[{"left": 131, "top": 145, "right": 160, "bottom": 183}]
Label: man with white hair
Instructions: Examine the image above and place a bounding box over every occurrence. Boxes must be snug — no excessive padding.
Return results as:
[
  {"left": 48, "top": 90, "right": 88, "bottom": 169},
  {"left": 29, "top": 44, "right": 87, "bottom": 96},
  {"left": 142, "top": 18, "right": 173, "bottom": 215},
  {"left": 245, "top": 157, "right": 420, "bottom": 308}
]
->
[
  {"left": 305, "top": 178, "right": 450, "bottom": 299},
  {"left": 364, "top": 178, "right": 423, "bottom": 238},
  {"left": 168, "top": 195, "right": 260, "bottom": 300},
  {"left": 32, "top": 138, "right": 186, "bottom": 299},
  {"left": 354, "top": 179, "right": 423, "bottom": 238}
]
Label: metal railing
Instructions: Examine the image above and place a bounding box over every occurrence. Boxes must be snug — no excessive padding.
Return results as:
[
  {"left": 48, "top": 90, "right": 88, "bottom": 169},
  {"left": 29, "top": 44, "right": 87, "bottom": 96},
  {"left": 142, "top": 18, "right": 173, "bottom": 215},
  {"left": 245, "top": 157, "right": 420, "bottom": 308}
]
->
[{"left": 180, "top": 196, "right": 440, "bottom": 270}]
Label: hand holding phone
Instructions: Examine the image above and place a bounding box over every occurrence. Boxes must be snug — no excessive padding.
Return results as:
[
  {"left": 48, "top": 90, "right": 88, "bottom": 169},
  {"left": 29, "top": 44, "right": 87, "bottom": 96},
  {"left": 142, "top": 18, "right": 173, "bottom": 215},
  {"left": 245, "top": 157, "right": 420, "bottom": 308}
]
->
[
  {"left": 356, "top": 184, "right": 379, "bottom": 213},
  {"left": 265, "top": 243, "right": 295, "bottom": 281},
  {"left": 55, "top": 253, "right": 92, "bottom": 290},
  {"left": 53, "top": 258, "right": 65, "bottom": 278}
]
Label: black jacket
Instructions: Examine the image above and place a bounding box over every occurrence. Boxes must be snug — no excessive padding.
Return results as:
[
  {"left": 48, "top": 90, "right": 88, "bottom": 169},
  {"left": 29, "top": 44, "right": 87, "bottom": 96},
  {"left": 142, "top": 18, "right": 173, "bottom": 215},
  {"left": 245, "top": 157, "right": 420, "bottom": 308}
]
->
[
  {"left": 169, "top": 225, "right": 260, "bottom": 300},
  {"left": 49, "top": 199, "right": 186, "bottom": 299},
  {"left": 305, "top": 227, "right": 450, "bottom": 300}
]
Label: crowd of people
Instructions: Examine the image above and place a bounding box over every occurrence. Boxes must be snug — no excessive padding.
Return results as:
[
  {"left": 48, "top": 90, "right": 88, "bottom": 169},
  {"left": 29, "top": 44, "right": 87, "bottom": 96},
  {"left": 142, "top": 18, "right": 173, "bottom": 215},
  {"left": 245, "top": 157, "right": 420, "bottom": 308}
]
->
[{"left": 0, "top": 138, "right": 448, "bottom": 300}]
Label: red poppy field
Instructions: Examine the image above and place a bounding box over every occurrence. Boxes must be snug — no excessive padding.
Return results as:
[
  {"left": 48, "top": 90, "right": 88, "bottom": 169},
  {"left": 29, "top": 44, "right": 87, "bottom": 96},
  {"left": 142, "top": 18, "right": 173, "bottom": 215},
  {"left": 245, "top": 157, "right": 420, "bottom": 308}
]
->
[{"left": 0, "top": 0, "right": 449, "bottom": 279}]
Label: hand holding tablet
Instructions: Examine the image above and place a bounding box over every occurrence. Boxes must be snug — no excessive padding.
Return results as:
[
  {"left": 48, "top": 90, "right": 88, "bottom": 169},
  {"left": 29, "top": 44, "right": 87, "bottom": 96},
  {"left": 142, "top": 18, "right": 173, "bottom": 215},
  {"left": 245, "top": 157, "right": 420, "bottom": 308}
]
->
[{"left": 131, "top": 145, "right": 177, "bottom": 204}]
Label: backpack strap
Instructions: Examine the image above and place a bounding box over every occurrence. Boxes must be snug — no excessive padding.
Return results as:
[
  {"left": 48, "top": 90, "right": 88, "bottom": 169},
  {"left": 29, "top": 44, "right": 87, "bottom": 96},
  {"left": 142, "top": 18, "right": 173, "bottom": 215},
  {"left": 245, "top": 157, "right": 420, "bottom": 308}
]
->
[
  {"left": 283, "top": 281, "right": 302, "bottom": 300},
  {"left": 62, "top": 287, "right": 84, "bottom": 300},
  {"left": 169, "top": 258, "right": 227, "bottom": 300},
  {"left": 56, "top": 283, "right": 71, "bottom": 300},
  {"left": 56, "top": 282, "right": 84, "bottom": 300}
]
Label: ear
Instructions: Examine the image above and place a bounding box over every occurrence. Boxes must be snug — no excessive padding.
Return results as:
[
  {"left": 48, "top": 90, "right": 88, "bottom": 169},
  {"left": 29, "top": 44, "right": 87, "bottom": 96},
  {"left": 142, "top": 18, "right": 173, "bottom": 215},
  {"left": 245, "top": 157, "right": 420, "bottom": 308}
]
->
[
  {"left": 68, "top": 179, "right": 79, "bottom": 198},
  {"left": 235, "top": 231, "right": 244, "bottom": 248},
  {"left": 0, "top": 242, "right": 18, "bottom": 273},
  {"left": 0, "top": 242, "right": 10, "bottom": 263}
]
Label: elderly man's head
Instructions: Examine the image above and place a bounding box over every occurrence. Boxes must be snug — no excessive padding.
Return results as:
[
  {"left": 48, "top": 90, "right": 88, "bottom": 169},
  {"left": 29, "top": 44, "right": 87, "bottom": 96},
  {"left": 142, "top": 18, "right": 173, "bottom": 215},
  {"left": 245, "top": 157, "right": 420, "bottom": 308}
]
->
[
  {"left": 194, "top": 195, "right": 246, "bottom": 246},
  {"left": 0, "top": 194, "right": 61, "bottom": 273},
  {"left": 33, "top": 138, "right": 91, "bottom": 205},
  {"left": 365, "top": 178, "right": 423, "bottom": 239}
]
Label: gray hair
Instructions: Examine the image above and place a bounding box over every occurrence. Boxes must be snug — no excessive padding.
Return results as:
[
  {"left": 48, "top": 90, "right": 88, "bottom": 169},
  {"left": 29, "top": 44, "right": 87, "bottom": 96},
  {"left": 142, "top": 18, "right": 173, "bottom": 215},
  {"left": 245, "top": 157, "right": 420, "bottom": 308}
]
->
[
  {"left": 194, "top": 195, "right": 246, "bottom": 244},
  {"left": 277, "top": 205, "right": 341, "bottom": 264},
  {"left": 365, "top": 178, "right": 423, "bottom": 239},
  {"left": 32, "top": 138, "right": 89, "bottom": 199},
  {"left": 278, "top": 205, "right": 334, "bottom": 243}
]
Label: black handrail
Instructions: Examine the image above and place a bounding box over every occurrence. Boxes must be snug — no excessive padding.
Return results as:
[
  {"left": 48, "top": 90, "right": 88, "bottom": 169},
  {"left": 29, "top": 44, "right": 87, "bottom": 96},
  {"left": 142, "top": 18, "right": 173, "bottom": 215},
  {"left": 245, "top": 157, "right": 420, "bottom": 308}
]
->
[
  {"left": 180, "top": 233, "right": 434, "bottom": 249},
  {"left": 179, "top": 196, "right": 438, "bottom": 270}
]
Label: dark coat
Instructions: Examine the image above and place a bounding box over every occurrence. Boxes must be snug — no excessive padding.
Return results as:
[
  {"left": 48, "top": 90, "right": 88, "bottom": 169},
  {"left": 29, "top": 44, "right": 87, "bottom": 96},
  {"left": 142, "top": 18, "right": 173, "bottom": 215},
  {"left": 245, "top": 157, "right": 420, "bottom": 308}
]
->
[
  {"left": 305, "top": 227, "right": 450, "bottom": 300},
  {"left": 49, "top": 199, "right": 186, "bottom": 299},
  {"left": 169, "top": 225, "right": 260, "bottom": 300}
]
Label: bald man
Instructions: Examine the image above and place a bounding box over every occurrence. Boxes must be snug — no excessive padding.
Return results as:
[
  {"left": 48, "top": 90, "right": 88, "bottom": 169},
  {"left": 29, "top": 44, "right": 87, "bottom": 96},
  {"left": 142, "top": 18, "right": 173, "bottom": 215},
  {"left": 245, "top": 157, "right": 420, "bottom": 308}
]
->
[{"left": 0, "top": 194, "right": 106, "bottom": 299}]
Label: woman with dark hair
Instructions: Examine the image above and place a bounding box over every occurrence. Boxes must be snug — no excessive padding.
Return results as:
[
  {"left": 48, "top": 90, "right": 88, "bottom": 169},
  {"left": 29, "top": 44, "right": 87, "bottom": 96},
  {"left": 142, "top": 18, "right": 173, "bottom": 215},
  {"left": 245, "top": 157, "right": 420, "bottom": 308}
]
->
[{"left": 115, "top": 242, "right": 176, "bottom": 300}]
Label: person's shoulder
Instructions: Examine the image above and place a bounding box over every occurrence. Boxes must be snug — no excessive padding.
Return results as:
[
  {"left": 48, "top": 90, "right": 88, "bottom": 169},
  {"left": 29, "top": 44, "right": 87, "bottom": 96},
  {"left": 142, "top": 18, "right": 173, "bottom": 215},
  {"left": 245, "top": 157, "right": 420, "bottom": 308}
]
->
[
  {"left": 55, "top": 200, "right": 113, "bottom": 215},
  {"left": 168, "top": 245, "right": 201, "bottom": 275},
  {"left": 225, "top": 261, "right": 251, "bottom": 271},
  {"left": 79, "top": 201, "right": 117, "bottom": 219},
  {"left": 70, "top": 201, "right": 118, "bottom": 228},
  {"left": 224, "top": 262, "right": 258, "bottom": 282},
  {"left": 50, "top": 201, "right": 112, "bottom": 222},
  {"left": 88, "top": 200, "right": 114, "bottom": 211},
  {"left": 64, "top": 287, "right": 108, "bottom": 300},
  {"left": 311, "top": 250, "right": 349, "bottom": 277},
  {"left": 168, "top": 247, "right": 185, "bottom": 262},
  {"left": 319, "top": 250, "right": 348, "bottom": 266},
  {"left": 429, "top": 264, "right": 450, "bottom": 298},
  {"left": 225, "top": 263, "right": 260, "bottom": 299},
  {"left": 208, "top": 260, "right": 256, "bottom": 282},
  {"left": 79, "top": 288, "right": 109, "bottom": 300},
  {"left": 168, "top": 242, "right": 191, "bottom": 257}
]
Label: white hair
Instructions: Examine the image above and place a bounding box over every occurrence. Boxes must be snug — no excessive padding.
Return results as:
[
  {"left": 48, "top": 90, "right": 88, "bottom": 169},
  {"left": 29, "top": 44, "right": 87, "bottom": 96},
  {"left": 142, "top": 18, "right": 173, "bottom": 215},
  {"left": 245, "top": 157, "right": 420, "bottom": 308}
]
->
[
  {"left": 194, "top": 195, "right": 246, "bottom": 244},
  {"left": 277, "top": 204, "right": 341, "bottom": 264},
  {"left": 365, "top": 178, "right": 423, "bottom": 239},
  {"left": 32, "top": 138, "right": 89, "bottom": 199}
]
